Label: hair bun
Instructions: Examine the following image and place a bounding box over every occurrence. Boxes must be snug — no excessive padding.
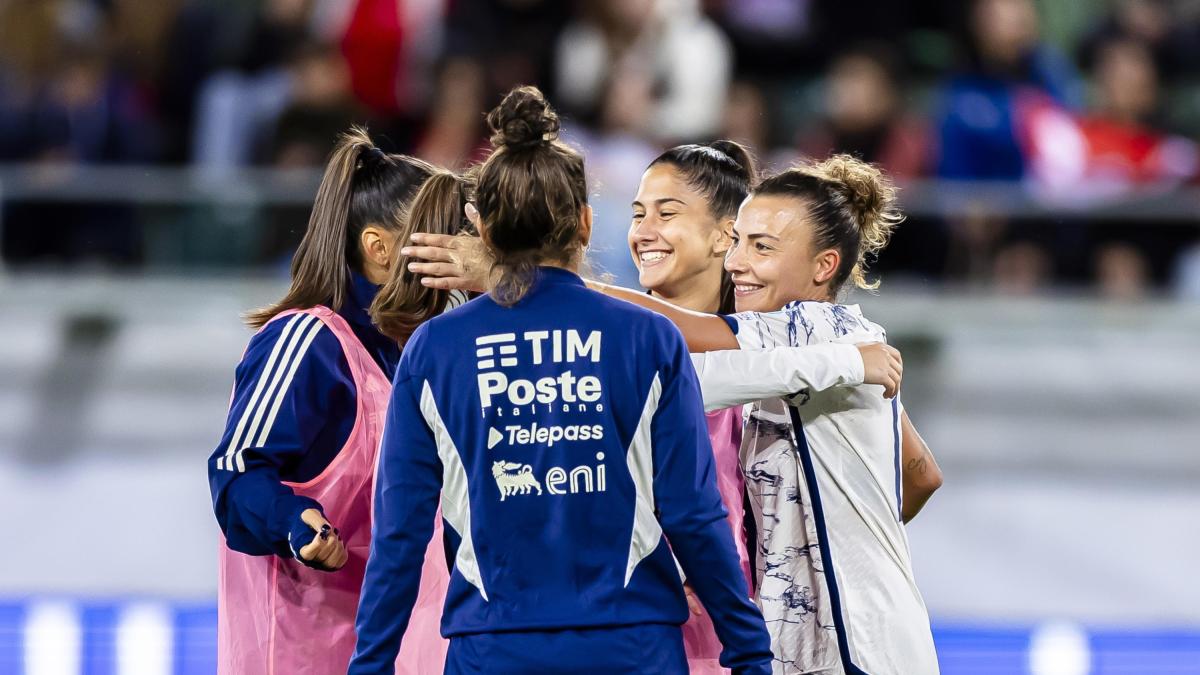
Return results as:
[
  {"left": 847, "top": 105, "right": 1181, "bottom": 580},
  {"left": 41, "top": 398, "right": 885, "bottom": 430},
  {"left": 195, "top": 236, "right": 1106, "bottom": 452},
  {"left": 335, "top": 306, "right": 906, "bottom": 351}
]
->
[
  {"left": 816, "top": 155, "right": 893, "bottom": 229},
  {"left": 705, "top": 140, "right": 757, "bottom": 182},
  {"left": 487, "top": 86, "right": 560, "bottom": 151}
]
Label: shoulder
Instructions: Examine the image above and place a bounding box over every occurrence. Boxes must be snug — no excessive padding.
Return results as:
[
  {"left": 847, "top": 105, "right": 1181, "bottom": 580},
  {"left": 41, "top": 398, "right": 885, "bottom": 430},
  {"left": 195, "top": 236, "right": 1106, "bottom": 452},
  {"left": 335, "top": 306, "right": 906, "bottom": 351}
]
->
[
  {"left": 410, "top": 293, "right": 493, "bottom": 347},
  {"left": 392, "top": 296, "right": 492, "bottom": 380},
  {"left": 726, "top": 301, "right": 885, "bottom": 348},
  {"left": 240, "top": 311, "right": 345, "bottom": 376}
]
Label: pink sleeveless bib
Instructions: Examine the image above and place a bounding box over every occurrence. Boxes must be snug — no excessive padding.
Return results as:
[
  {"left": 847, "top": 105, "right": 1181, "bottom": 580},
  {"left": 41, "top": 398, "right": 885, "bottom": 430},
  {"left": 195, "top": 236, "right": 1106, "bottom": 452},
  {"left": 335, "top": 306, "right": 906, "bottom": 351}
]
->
[
  {"left": 217, "top": 307, "right": 448, "bottom": 674},
  {"left": 682, "top": 405, "right": 751, "bottom": 674}
]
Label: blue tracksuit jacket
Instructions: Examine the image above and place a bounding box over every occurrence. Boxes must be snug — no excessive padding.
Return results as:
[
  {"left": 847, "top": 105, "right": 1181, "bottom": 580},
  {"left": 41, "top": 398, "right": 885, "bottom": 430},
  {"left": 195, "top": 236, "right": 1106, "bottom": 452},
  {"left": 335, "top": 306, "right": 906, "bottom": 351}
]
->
[{"left": 351, "top": 267, "right": 772, "bottom": 674}]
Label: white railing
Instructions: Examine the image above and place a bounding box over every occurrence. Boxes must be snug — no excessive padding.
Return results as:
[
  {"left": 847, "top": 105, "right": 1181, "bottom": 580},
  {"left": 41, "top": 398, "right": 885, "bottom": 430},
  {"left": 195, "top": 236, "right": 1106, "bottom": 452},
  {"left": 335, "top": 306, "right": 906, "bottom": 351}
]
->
[{"left": 2, "top": 164, "right": 1200, "bottom": 220}]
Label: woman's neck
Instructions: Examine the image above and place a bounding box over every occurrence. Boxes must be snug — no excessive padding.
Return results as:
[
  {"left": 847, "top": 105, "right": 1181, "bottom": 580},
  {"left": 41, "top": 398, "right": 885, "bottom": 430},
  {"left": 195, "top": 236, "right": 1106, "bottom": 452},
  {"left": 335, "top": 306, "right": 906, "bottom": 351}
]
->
[{"left": 651, "top": 267, "right": 724, "bottom": 314}]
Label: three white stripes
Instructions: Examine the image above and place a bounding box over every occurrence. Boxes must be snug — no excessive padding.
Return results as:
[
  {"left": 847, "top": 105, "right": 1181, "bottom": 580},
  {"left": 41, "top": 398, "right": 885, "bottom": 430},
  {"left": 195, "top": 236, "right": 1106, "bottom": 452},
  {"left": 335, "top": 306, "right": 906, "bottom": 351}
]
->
[{"left": 218, "top": 313, "right": 324, "bottom": 472}]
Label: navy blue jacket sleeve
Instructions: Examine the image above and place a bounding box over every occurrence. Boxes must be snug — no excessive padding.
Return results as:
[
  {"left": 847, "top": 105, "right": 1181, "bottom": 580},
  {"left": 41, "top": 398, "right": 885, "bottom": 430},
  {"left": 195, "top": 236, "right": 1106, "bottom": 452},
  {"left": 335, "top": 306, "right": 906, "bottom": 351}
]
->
[
  {"left": 351, "top": 329, "right": 443, "bottom": 674},
  {"left": 207, "top": 313, "right": 353, "bottom": 558},
  {"left": 649, "top": 320, "right": 773, "bottom": 675}
]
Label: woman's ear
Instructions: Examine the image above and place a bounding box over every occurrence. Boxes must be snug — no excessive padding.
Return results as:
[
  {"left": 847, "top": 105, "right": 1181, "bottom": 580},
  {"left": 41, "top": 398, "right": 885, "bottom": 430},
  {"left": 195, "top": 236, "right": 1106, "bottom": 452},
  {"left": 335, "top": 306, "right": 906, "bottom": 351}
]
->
[
  {"left": 713, "top": 218, "right": 735, "bottom": 257},
  {"left": 813, "top": 248, "right": 841, "bottom": 286},
  {"left": 578, "top": 205, "right": 594, "bottom": 248},
  {"left": 360, "top": 225, "right": 393, "bottom": 269}
]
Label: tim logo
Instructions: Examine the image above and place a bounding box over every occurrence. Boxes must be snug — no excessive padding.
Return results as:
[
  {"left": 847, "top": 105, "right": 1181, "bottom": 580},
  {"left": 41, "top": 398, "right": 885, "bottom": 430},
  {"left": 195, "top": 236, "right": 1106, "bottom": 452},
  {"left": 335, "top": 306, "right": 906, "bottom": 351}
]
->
[
  {"left": 492, "top": 461, "right": 543, "bottom": 501},
  {"left": 476, "top": 333, "right": 519, "bottom": 370},
  {"left": 474, "top": 329, "right": 604, "bottom": 413}
]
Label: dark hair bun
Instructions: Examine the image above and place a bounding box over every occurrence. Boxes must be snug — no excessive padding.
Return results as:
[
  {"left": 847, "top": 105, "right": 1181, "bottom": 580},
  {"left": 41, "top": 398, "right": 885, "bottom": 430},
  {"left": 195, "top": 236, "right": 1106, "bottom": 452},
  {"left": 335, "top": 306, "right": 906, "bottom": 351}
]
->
[
  {"left": 487, "top": 86, "right": 560, "bottom": 151},
  {"left": 706, "top": 140, "right": 757, "bottom": 181}
]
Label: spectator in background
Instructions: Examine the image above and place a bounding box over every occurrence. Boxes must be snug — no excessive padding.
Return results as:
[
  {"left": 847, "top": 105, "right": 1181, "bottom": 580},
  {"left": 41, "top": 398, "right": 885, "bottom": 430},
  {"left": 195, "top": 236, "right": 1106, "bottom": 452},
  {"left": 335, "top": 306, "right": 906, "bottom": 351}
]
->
[
  {"left": 258, "top": 43, "right": 363, "bottom": 268},
  {"left": 441, "top": 0, "right": 570, "bottom": 102},
  {"left": 554, "top": 0, "right": 732, "bottom": 143},
  {"left": 1083, "top": 38, "right": 1191, "bottom": 300},
  {"left": 936, "top": 0, "right": 1080, "bottom": 181},
  {"left": 0, "top": 6, "right": 158, "bottom": 267},
  {"left": 707, "top": 0, "right": 819, "bottom": 80},
  {"left": 270, "top": 43, "right": 362, "bottom": 168},
  {"left": 721, "top": 80, "right": 793, "bottom": 171},
  {"left": 934, "top": 0, "right": 1082, "bottom": 294},
  {"left": 798, "top": 45, "right": 930, "bottom": 179},
  {"left": 340, "top": 0, "right": 450, "bottom": 118},
  {"left": 412, "top": 58, "right": 489, "bottom": 170},
  {"left": 1022, "top": 37, "right": 1196, "bottom": 200},
  {"left": 191, "top": 0, "right": 315, "bottom": 174},
  {"left": 1079, "top": 0, "right": 1200, "bottom": 84},
  {"left": 569, "top": 73, "right": 661, "bottom": 286}
]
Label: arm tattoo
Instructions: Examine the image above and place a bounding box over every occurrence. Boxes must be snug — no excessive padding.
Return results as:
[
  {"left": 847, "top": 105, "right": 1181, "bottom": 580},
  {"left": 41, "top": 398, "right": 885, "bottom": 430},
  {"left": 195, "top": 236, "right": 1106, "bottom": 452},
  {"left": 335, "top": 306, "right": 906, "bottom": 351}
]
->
[{"left": 905, "top": 457, "right": 928, "bottom": 475}]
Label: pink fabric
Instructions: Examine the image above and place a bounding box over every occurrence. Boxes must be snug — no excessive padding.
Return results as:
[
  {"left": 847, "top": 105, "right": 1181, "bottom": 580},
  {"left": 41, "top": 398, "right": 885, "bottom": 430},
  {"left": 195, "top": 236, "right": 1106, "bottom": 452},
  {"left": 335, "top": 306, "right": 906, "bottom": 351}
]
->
[
  {"left": 683, "top": 405, "right": 750, "bottom": 674},
  {"left": 217, "top": 307, "right": 448, "bottom": 674}
]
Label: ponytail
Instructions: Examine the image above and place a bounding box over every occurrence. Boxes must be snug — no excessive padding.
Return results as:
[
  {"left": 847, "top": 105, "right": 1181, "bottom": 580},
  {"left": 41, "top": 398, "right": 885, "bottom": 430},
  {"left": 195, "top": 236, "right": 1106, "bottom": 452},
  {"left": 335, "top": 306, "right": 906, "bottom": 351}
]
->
[
  {"left": 246, "top": 127, "right": 437, "bottom": 328},
  {"left": 370, "top": 170, "right": 477, "bottom": 343}
]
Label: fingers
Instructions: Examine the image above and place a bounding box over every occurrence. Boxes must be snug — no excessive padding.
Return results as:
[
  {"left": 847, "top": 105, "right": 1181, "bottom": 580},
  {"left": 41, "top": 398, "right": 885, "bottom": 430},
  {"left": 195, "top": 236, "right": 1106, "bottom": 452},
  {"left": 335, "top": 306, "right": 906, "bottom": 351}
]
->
[
  {"left": 297, "top": 509, "right": 348, "bottom": 571},
  {"left": 885, "top": 345, "right": 902, "bottom": 398},
  {"left": 298, "top": 531, "right": 348, "bottom": 571},
  {"left": 407, "top": 261, "right": 464, "bottom": 278},
  {"left": 409, "top": 232, "right": 459, "bottom": 248},
  {"left": 881, "top": 373, "right": 898, "bottom": 399},
  {"left": 857, "top": 342, "right": 903, "bottom": 399},
  {"left": 684, "top": 584, "right": 703, "bottom": 616},
  {"left": 401, "top": 245, "right": 457, "bottom": 264},
  {"left": 419, "top": 275, "right": 474, "bottom": 291},
  {"left": 299, "top": 507, "right": 328, "bottom": 531}
]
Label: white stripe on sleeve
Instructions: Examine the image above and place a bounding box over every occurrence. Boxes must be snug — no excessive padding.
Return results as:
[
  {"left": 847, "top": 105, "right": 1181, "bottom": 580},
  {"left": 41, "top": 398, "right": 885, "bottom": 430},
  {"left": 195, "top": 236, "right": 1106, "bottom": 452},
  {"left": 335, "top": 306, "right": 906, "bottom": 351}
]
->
[
  {"left": 220, "top": 314, "right": 307, "bottom": 471},
  {"left": 237, "top": 317, "right": 325, "bottom": 470},
  {"left": 233, "top": 314, "right": 323, "bottom": 472}
]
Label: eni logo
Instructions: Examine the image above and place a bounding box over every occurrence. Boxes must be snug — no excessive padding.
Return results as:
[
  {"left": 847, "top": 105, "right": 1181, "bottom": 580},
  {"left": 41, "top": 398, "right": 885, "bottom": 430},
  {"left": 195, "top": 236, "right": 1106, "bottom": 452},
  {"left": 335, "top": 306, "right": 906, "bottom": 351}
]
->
[
  {"left": 492, "top": 461, "right": 543, "bottom": 501},
  {"left": 491, "top": 454, "right": 607, "bottom": 502}
]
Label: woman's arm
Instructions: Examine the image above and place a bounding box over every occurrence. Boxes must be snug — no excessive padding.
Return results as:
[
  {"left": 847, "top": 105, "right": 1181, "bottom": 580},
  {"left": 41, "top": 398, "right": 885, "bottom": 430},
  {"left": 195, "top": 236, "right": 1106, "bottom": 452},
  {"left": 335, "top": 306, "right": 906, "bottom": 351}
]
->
[
  {"left": 208, "top": 318, "right": 348, "bottom": 570},
  {"left": 402, "top": 233, "right": 742, "bottom": 352},
  {"left": 586, "top": 280, "right": 741, "bottom": 351},
  {"left": 351, "top": 362, "right": 443, "bottom": 672},
  {"left": 900, "top": 410, "right": 943, "bottom": 523},
  {"left": 404, "top": 234, "right": 903, "bottom": 398},
  {"left": 692, "top": 342, "right": 903, "bottom": 410}
]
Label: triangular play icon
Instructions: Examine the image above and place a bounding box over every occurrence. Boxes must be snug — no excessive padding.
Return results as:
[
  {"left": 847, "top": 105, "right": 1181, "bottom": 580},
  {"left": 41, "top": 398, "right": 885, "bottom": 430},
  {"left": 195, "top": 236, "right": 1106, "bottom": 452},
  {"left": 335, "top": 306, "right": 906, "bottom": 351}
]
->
[{"left": 487, "top": 427, "right": 504, "bottom": 449}]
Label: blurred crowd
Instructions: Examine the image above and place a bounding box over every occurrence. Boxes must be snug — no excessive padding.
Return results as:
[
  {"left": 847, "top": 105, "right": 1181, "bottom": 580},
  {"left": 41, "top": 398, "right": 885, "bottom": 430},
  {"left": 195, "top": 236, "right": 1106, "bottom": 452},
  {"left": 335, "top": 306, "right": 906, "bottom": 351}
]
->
[{"left": 2, "top": 0, "right": 1200, "bottom": 298}]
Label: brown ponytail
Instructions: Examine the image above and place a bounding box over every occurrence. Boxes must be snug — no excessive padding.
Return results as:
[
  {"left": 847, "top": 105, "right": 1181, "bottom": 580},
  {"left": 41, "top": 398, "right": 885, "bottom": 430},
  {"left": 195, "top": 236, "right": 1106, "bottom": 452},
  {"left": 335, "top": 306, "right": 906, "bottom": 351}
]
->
[
  {"left": 370, "top": 170, "right": 477, "bottom": 343},
  {"left": 246, "top": 127, "right": 437, "bottom": 328},
  {"left": 754, "top": 154, "right": 902, "bottom": 293},
  {"left": 476, "top": 86, "right": 588, "bottom": 306}
]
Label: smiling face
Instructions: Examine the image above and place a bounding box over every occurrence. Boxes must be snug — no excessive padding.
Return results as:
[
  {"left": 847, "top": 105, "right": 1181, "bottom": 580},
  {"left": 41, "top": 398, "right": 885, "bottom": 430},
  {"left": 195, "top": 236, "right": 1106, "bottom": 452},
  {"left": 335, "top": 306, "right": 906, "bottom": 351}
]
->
[
  {"left": 629, "top": 164, "right": 730, "bottom": 311},
  {"left": 725, "top": 194, "right": 840, "bottom": 312}
]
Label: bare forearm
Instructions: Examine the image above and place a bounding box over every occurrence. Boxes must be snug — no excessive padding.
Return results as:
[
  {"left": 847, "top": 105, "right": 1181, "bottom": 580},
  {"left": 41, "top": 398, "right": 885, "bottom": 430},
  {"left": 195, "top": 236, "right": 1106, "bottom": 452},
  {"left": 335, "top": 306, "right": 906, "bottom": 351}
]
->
[
  {"left": 900, "top": 411, "right": 942, "bottom": 523},
  {"left": 584, "top": 280, "right": 739, "bottom": 351}
]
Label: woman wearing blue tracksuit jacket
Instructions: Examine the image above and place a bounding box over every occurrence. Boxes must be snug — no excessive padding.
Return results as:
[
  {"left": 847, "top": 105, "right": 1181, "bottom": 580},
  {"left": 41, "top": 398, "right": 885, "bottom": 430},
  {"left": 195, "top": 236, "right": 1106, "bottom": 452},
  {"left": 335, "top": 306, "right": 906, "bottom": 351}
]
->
[{"left": 350, "top": 87, "right": 773, "bottom": 674}]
